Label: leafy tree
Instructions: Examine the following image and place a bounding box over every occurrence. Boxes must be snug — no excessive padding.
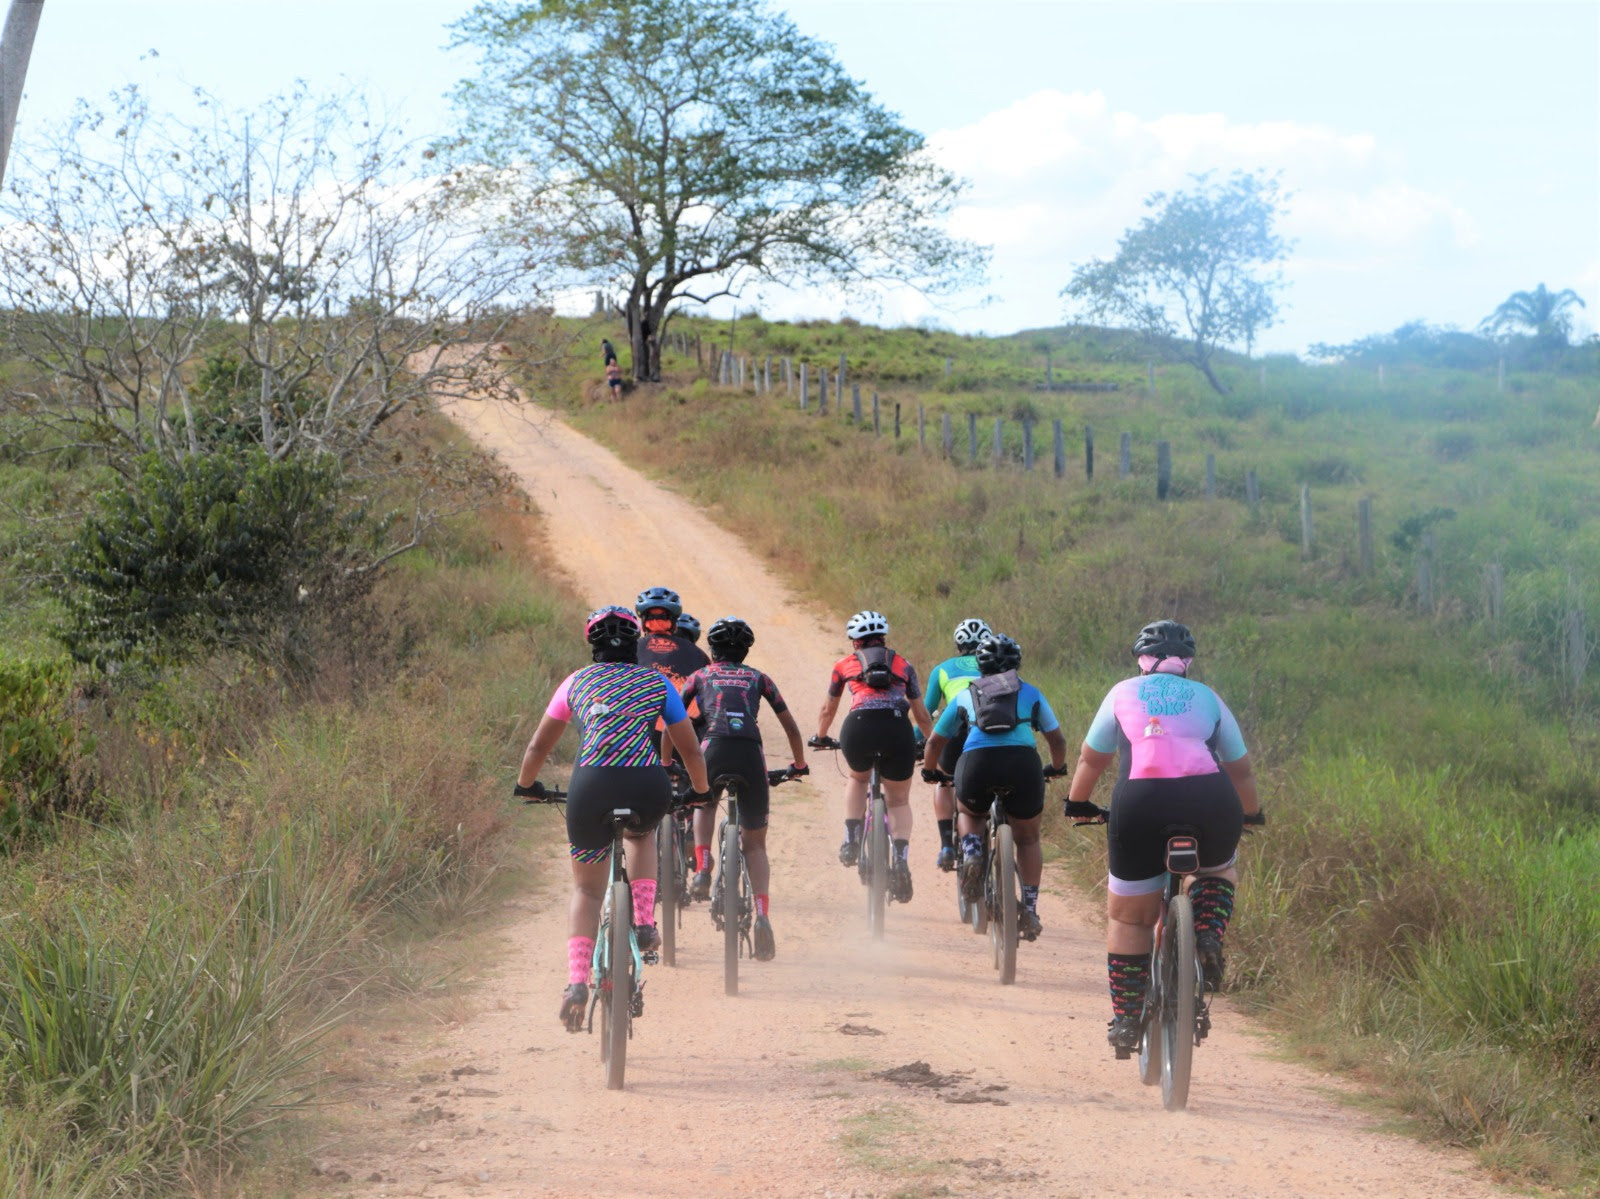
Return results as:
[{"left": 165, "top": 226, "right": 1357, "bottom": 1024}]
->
[
  {"left": 1063, "top": 170, "right": 1289, "bottom": 394},
  {"left": 1479, "top": 283, "right": 1587, "bottom": 349},
  {"left": 447, "top": 0, "right": 984, "bottom": 380}
]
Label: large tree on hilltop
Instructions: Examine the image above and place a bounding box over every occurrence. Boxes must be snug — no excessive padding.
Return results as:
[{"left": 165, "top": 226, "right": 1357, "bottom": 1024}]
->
[
  {"left": 447, "top": 0, "right": 985, "bottom": 380},
  {"left": 1063, "top": 170, "right": 1290, "bottom": 395},
  {"left": 1479, "top": 283, "right": 1586, "bottom": 349}
]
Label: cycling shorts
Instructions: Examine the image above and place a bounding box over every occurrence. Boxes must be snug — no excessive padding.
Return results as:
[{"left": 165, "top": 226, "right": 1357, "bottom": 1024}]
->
[
  {"left": 954, "top": 744, "right": 1045, "bottom": 821},
  {"left": 704, "top": 737, "right": 772, "bottom": 830},
  {"left": 839, "top": 708, "right": 917, "bottom": 781},
  {"left": 565, "top": 764, "right": 672, "bottom": 853},
  {"left": 1106, "top": 773, "right": 1243, "bottom": 895},
  {"left": 937, "top": 722, "right": 969, "bottom": 775}
]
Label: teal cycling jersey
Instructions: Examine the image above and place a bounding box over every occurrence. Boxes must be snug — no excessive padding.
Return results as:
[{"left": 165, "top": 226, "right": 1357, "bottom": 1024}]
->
[
  {"left": 928, "top": 654, "right": 980, "bottom": 714},
  {"left": 933, "top": 678, "right": 1060, "bottom": 750}
]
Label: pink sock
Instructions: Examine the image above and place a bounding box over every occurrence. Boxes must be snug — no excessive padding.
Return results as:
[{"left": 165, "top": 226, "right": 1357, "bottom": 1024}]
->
[
  {"left": 755, "top": 894, "right": 770, "bottom": 917},
  {"left": 695, "top": 845, "right": 711, "bottom": 871},
  {"left": 631, "top": 878, "right": 657, "bottom": 928},
  {"left": 567, "top": 936, "right": 594, "bottom": 985}
]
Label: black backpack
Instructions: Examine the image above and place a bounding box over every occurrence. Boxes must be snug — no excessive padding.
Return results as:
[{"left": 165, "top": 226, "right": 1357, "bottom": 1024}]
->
[
  {"left": 968, "top": 670, "right": 1022, "bottom": 733},
  {"left": 853, "top": 645, "right": 901, "bottom": 690}
]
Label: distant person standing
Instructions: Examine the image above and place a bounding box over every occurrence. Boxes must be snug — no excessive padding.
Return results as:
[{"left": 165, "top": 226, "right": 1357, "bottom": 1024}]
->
[
  {"left": 601, "top": 337, "right": 617, "bottom": 366},
  {"left": 605, "top": 356, "right": 623, "bottom": 401}
]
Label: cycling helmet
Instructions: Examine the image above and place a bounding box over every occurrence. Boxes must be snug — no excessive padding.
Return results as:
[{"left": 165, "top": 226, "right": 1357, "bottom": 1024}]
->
[
  {"left": 676, "top": 612, "right": 701, "bottom": 643},
  {"left": 586, "top": 605, "right": 642, "bottom": 646},
  {"left": 845, "top": 610, "right": 889, "bottom": 640},
  {"left": 706, "top": 616, "right": 755, "bottom": 653},
  {"left": 635, "top": 586, "right": 682, "bottom": 620},
  {"left": 953, "top": 617, "right": 992, "bottom": 654},
  {"left": 1131, "top": 620, "right": 1196, "bottom": 660},
  {"left": 975, "top": 632, "right": 1021, "bottom": 674}
]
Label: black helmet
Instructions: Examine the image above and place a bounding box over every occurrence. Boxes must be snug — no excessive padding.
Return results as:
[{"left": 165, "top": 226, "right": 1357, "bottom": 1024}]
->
[
  {"left": 585, "top": 605, "right": 642, "bottom": 647},
  {"left": 975, "top": 632, "right": 1021, "bottom": 675},
  {"left": 676, "top": 612, "right": 701, "bottom": 642},
  {"left": 1132, "top": 620, "right": 1196, "bottom": 660},
  {"left": 635, "top": 585, "right": 682, "bottom": 620},
  {"left": 706, "top": 616, "right": 755, "bottom": 653},
  {"left": 953, "top": 617, "right": 992, "bottom": 654}
]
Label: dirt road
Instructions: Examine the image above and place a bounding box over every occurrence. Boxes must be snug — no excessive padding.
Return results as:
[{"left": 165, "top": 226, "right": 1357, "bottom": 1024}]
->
[{"left": 335, "top": 357, "right": 1505, "bottom": 1198}]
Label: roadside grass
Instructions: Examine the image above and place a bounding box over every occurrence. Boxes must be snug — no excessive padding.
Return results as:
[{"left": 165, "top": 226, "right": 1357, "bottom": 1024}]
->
[{"left": 540, "top": 317, "right": 1600, "bottom": 1191}]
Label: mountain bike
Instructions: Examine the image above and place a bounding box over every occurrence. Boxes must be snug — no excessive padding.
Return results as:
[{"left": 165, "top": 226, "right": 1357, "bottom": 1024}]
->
[
  {"left": 709, "top": 767, "right": 803, "bottom": 996},
  {"left": 809, "top": 735, "right": 894, "bottom": 939},
  {"left": 655, "top": 768, "right": 696, "bottom": 967},
  {"left": 1074, "top": 803, "right": 1209, "bottom": 1111},
  {"left": 522, "top": 789, "right": 652, "bottom": 1091}
]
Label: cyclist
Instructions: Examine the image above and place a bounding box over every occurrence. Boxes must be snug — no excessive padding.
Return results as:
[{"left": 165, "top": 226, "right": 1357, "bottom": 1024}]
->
[
  {"left": 679, "top": 617, "right": 809, "bottom": 960},
  {"left": 923, "top": 617, "right": 991, "bottom": 871},
  {"left": 1062, "top": 620, "right": 1263, "bottom": 1053},
  {"left": 920, "top": 632, "right": 1067, "bottom": 939},
  {"left": 515, "top": 605, "right": 711, "bottom": 1031},
  {"left": 675, "top": 612, "right": 702, "bottom": 645},
  {"left": 812, "top": 610, "right": 934, "bottom": 902},
  {"left": 636, "top": 585, "right": 711, "bottom": 750}
]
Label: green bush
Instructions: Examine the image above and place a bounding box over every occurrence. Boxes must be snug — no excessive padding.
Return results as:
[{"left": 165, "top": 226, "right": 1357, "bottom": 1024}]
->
[
  {"left": 57, "top": 450, "right": 373, "bottom": 671},
  {"left": 0, "top": 654, "right": 94, "bottom": 840}
]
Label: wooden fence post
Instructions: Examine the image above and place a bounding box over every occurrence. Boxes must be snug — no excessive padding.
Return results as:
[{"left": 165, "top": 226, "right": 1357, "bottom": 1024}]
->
[
  {"left": 819, "top": 367, "right": 828, "bottom": 414},
  {"left": 784, "top": 357, "right": 793, "bottom": 394},
  {"left": 1205, "top": 453, "right": 1216, "bottom": 499},
  {"left": 1053, "top": 419, "right": 1065, "bottom": 478},
  {"left": 1299, "top": 483, "right": 1314, "bottom": 560},
  {"left": 872, "top": 392, "right": 880, "bottom": 435},
  {"left": 993, "top": 418, "right": 1004, "bottom": 465},
  {"left": 1245, "top": 469, "right": 1260, "bottom": 514},
  {"left": 1157, "top": 441, "right": 1172, "bottom": 499},
  {"left": 1119, "top": 432, "right": 1132, "bottom": 479},
  {"left": 967, "top": 412, "right": 977, "bottom": 465},
  {"left": 1023, "top": 419, "right": 1034, "bottom": 471},
  {"left": 1483, "top": 563, "right": 1504, "bottom": 622},
  {"left": 892, "top": 400, "right": 898, "bottom": 439},
  {"left": 1084, "top": 425, "right": 1094, "bottom": 480},
  {"left": 1358, "top": 498, "right": 1374, "bottom": 576},
  {"left": 799, "top": 362, "right": 808, "bottom": 410},
  {"left": 852, "top": 384, "right": 862, "bottom": 424},
  {"left": 942, "top": 411, "right": 953, "bottom": 458},
  {"left": 764, "top": 354, "right": 772, "bottom": 394},
  {"left": 837, "top": 357, "right": 845, "bottom": 410}
]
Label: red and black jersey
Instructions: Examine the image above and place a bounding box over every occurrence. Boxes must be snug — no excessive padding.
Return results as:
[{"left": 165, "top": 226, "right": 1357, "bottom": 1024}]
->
[
  {"left": 827, "top": 650, "right": 921, "bottom": 715},
  {"left": 681, "top": 662, "right": 788, "bottom": 743}
]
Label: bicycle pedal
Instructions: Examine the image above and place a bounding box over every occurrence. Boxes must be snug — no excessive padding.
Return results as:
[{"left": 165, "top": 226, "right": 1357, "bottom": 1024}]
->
[
  {"left": 1114, "top": 1046, "right": 1132, "bottom": 1061},
  {"left": 641, "top": 949, "right": 659, "bottom": 966}
]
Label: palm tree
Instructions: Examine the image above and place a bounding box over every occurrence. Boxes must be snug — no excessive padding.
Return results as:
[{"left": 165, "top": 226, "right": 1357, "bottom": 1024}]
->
[
  {"left": 1480, "top": 283, "right": 1587, "bottom": 348},
  {"left": 0, "top": 0, "right": 46, "bottom": 189}
]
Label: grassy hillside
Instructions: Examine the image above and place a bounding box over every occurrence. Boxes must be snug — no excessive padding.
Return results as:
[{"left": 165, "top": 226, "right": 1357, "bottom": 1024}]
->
[{"left": 539, "top": 313, "right": 1600, "bottom": 1189}]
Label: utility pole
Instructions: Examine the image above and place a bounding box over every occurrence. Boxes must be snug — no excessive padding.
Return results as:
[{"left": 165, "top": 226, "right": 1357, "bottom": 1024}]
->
[{"left": 0, "top": 1, "right": 44, "bottom": 190}]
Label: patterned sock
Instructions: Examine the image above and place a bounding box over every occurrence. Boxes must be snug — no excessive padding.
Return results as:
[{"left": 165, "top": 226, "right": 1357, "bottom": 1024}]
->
[
  {"left": 631, "top": 878, "right": 657, "bottom": 928},
  {"left": 1189, "top": 877, "right": 1236, "bottom": 942},
  {"left": 755, "top": 893, "right": 770, "bottom": 917},
  {"left": 960, "top": 832, "right": 983, "bottom": 858},
  {"left": 892, "top": 838, "right": 910, "bottom": 861},
  {"left": 937, "top": 818, "right": 955, "bottom": 848},
  {"left": 844, "top": 819, "right": 863, "bottom": 843},
  {"left": 1022, "top": 884, "right": 1039, "bottom": 912},
  {"left": 568, "top": 937, "right": 595, "bottom": 985},
  {"left": 695, "top": 845, "right": 711, "bottom": 872},
  {"left": 1108, "top": 952, "right": 1152, "bottom": 1019}
]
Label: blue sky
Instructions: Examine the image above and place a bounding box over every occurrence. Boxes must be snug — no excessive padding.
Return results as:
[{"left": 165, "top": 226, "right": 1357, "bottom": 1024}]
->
[{"left": 10, "top": 0, "right": 1598, "bottom": 354}]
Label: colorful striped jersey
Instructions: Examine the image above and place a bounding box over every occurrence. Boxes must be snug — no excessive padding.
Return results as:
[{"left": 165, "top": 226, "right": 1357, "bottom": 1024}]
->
[{"left": 546, "top": 662, "right": 688, "bottom": 767}]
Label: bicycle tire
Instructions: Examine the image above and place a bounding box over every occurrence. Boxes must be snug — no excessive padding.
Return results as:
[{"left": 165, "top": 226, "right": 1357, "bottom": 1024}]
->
[
  {"left": 1161, "top": 892, "right": 1197, "bottom": 1111},
  {"left": 866, "top": 778, "right": 889, "bottom": 939},
  {"left": 1138, "top": 952, "right": 1162, "bottom": 1087},
  {"left": 656, "top": 819, "right": 678, "bottom": 968},
  {"left": 602, "top": 879, "right": 631, "bottom": 1090},
  {"left": 994, "top": 823, "right": 1019, "bottom": 985},
  {"left": 721, "top": 817, "right": 741, "bottom": 996}
]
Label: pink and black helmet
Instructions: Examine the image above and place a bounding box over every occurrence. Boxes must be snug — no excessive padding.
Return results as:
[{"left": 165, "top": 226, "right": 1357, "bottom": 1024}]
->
[{"left": 586, "top": 605, "right": 642, "bottom": 647}]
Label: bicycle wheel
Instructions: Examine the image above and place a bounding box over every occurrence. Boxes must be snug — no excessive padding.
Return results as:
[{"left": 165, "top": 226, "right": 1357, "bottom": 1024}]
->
[
  {"left": 602, "top": 879, "right": 631, "bottom": 1090},
  {"left": 1160, "top": 892, "right": 1197, "bottom": 1111},
  {"left": 993, "top": 823, "right": 1019, "bottom": 985},
  {"left": 656, "top": 818, "right": 678, "bottom": 967},
  {"left": 720, "top": 817, "right": 741, "bottom": 996},
  {"left": 866, "top": 781, "right": 889, "bottom": 939},
  {"left": 1138, "top": 942, "right": 1162, "bottom": 1087}
]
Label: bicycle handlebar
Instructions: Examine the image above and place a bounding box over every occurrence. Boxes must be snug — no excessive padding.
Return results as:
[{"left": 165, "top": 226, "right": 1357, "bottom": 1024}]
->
[
  {"left": 1064, "top": 799, "right": 1108, "bottom": 825},
  {"left": 516, "top": 783, "right": 568, "bottom": 805},
  {"left": 807, "top": 734, "right": 841, "bottom": 751}
]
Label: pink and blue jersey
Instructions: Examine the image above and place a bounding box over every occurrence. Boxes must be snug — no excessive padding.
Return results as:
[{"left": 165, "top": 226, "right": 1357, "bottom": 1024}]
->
[
  {"left": 546, "top": 662, "right": 687, "bottom": 768},
  {"left": 1084, "top": 674, "right": 1246, "bottom": 781}
]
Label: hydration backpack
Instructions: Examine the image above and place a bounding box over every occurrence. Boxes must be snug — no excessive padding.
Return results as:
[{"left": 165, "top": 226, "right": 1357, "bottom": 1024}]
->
[
  {"left": 968, "top": 669, "right": 1022, "bottom": 733},
  {"left": 853, "top": 646, "right": 902, "bottom": 690}
]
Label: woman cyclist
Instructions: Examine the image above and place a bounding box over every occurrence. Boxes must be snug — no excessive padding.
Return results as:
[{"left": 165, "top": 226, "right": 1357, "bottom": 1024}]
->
[
  {"left": 515, "top": 605, "right": 711, "bottom": 1031},
  {"left": 1063, "top": 620, "right": 1263, "bottom": 1052},
  {"left": 675, "top": 612, "right": 702, "bottom": 644},
  {"left": 679, "top": 617, "right": 809, "bottom": 960},
  {"left": 812, "top": 610, "right": 934, "bottom": 903},
  {"left": 924, "top": 617, "right": 992, "bottom": 871},
  {"left": 920, "top": 633, "right": 1067, "bottom": 939}
]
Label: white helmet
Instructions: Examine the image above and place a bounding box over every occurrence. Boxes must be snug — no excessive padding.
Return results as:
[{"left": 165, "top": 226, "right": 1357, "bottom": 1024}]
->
[
  {"left": 953, "top": 617, "right": 992, "bottom": 653},
  {"left": 845, "top": 610, "right": 889, "bottom": 639}
]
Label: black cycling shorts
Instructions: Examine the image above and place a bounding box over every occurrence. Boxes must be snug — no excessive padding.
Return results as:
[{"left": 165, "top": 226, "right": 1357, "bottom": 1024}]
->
[
  {"left": 704, "top": 737, "right": 772, "bottom": 830},
  {"left": 954, "top": 745, "right": 1045, "bottom": 821},
  {"left": 1107, "top": 772, "right": 1243, "bottom": 885},
  {"left": 937, "top": 721, "right": 969, "bottom": 774},
  {"left": 840, "top": 708, "right": 917, "bottom": 781},
  {"left": 566, "top": 764, "right": 671, "bottom": 852}
]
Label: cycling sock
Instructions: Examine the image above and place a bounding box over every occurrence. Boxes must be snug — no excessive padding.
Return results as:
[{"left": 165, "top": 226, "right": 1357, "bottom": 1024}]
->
[
  {"left": 1108, "top": 952, "right": 1152, "bottom": 1018},
  {"left": 568, "top": 936, "right": 595, "bottom": 985},
  {"left": 960, "top": 832, "right": 983, "bottom": 858},
  {"left": 1022, "top": 884, "right": 1039, "bottom": 912},
  {"left": 695, "top": 845, "right": 711, "bottom": 872},
  {"left": 892, "top": 838, "right": 910, "bottom": 861},
  {"left": 1188, "top": 876, "right": 1236, "bottom": 941},
  {"left": 631, "top": 878, "right": 657, "bottom": 928},
  {"left": 937, "top": 818, "right": 954, "bottom": 848},
  {"left": 755, "top": 893, "right": 769, "bottom": 917},
  {"left": 844, "top": 819, "right": 863, "bottom": 843}
]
